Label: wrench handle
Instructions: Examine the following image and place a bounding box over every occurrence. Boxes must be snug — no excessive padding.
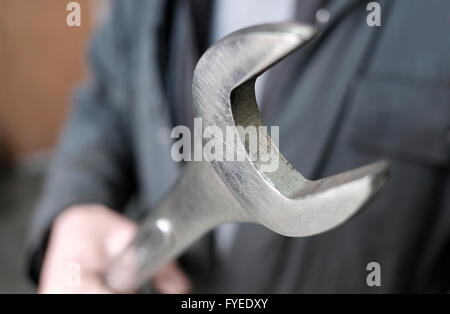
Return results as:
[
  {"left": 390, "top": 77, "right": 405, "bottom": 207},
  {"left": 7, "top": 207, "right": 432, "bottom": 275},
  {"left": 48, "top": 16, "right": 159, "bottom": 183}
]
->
[
  {"left": 103, "top": 162, "right": 249, "bottom": 292},
  {"left": 103, "top": 215, "right": 176, "bottom": 292}
]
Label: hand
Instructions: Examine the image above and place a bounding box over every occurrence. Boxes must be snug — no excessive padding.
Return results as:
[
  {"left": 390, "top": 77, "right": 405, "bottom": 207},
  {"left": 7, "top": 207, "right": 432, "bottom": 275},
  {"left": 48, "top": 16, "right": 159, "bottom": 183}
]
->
[{"left": 38, "top": 205, "right": 192, "bottom": 294}]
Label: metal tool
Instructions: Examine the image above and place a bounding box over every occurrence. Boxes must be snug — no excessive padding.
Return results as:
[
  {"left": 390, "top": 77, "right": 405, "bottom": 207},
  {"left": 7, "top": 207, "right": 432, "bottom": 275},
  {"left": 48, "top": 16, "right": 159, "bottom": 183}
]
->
[{"left": 104, "top": 22, "right": 388, "bottom": 292}]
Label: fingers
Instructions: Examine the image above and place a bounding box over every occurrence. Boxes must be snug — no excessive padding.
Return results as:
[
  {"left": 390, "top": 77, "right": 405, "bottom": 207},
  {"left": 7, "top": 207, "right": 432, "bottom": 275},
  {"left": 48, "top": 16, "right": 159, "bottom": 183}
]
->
[
  {"left": 39, "top": 205, "right": 137, "bottom": 294},
  {"left": 38, "top": 205, "right": 192, "bottom": 294},
  {"left": 103, "top": 211, "right": 138, "bottom": 258},
  {"left": 152, "top": 262, "right": 192, "bottom": 294}
]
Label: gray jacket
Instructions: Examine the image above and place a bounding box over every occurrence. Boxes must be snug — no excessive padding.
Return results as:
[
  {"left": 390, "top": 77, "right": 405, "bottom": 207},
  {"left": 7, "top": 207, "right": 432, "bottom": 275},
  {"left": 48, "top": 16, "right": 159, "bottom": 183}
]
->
[{"left": 28, "top": 0, "right": 450, "bottom": 293}]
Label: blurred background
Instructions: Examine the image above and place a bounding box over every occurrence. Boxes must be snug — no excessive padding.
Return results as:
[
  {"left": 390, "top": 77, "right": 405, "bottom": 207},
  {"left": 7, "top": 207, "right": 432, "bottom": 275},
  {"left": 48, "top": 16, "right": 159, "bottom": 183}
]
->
[{"left": 0, "top": 0, "right": 110, "bottom": 293}]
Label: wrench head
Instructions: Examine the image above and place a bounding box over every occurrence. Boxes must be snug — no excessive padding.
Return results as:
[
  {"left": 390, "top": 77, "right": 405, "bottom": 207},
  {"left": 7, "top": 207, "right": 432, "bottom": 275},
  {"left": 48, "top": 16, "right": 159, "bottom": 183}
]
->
[{"left": 192, "top": 23, "right": 389, "bottom": 237}]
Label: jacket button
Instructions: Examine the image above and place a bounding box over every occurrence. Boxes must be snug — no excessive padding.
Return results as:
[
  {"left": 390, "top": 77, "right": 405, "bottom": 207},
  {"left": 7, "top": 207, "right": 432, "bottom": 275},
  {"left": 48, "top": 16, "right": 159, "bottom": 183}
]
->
[{"left": 315, "top": 8, "right": 330, "bottom": 24}]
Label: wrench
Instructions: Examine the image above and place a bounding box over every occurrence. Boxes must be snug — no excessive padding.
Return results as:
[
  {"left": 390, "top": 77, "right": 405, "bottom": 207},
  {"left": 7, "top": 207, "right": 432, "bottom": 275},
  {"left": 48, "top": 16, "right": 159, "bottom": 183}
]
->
[{"left": 105, "top": 22, "right": 389, "bottom": 292}]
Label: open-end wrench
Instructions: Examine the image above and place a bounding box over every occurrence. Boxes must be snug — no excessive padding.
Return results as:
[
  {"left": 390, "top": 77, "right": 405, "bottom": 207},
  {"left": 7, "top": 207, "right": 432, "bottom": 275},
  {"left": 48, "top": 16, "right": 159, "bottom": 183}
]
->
[{"left": 105, "top": 22, "right": 389, "bottom": 292}]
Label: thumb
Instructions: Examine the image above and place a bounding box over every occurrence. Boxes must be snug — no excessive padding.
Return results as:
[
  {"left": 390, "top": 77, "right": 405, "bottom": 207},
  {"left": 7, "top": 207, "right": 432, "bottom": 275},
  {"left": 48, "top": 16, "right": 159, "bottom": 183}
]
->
[{"left": 152, "top": 262, "right": 192, "bottom": 294}]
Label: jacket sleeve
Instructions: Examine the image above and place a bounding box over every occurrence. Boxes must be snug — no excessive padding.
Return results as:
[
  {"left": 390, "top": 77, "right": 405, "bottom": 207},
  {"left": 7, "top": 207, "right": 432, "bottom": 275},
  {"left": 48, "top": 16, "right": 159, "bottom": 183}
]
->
[{"left": 26, "top": 1, "right": 137, "bottom": 283}]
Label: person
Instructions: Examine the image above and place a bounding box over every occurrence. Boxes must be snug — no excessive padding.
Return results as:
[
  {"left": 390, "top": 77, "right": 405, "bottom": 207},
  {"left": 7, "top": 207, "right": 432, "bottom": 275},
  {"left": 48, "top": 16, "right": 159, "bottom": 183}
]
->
[{"left": 28, "top": 0, "right": 450, "bottom": 293}]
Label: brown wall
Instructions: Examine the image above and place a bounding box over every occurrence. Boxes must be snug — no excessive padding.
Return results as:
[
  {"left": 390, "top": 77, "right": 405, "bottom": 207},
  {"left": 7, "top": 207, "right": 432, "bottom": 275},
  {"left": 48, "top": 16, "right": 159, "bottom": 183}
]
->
[{"left": 0, "top": 0, "right": 93, "bottom": 162}]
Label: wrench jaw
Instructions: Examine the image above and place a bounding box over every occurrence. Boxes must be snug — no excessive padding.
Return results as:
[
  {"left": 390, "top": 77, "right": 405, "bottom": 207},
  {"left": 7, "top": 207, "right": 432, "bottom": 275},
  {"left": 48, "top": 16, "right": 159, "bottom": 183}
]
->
[
  {"left": 192, "top": 22, "right": 319, "bottom": 201},
  {"left": 262, "top": 161, "right": 390, "bottom": 237},
  {"left": 193, "top": 22, "right": 390, "bottom": 237}
]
